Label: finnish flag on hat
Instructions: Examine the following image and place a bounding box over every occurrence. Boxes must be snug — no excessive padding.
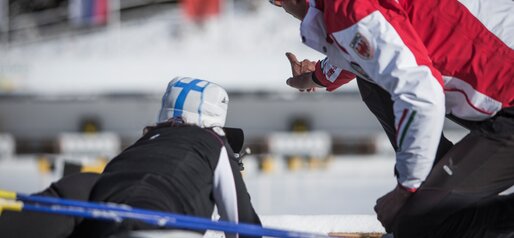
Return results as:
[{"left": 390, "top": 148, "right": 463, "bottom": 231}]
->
[{"left": 158, "top": 77, "right": 229, "bottom": 128}]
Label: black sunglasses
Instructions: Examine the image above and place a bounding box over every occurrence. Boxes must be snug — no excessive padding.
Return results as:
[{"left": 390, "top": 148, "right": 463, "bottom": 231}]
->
[{"left": 269, "top": 0, "right": 282, "bottom": 7}]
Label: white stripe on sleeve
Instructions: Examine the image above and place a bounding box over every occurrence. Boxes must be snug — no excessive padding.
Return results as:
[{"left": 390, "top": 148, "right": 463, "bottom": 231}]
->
[{"left": 213, "top": 146, "right": 239, "bottom": 238}]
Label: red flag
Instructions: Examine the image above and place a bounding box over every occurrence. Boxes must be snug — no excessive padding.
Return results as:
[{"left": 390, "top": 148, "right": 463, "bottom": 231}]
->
[
  {"left": 182, "top": 0, "right": 221, "bottom": 23},
  {"left": 94, "top": 0, "right": 108, "bottom": 25}
]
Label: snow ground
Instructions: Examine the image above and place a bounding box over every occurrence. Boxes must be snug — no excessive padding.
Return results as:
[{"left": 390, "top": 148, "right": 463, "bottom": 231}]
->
[
  {"left": 133, "top": 214, "right": 386, "bottom": 237},
  {"left": 242, "top": 155, "right": 396, "bottom": 215},
  {"left": 259, "top": 214, "right": 385, "bottom": 233}
]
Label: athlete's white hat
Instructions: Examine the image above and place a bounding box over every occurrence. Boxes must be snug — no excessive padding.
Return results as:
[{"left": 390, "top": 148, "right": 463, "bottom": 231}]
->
[{"left": 158, "top": 77, "right": 229, "bottom": 128}]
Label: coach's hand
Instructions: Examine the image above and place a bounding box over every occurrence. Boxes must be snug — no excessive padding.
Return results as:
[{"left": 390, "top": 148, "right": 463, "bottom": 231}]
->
[
  {"left": 286, "top": 52, "right": 316, "bottom": 76},
  {"left": 374, "top": 184, "right": 414, "bottom": 233},
  {"left": 285, "top": 52, "right": 319, "bottom": 92}
]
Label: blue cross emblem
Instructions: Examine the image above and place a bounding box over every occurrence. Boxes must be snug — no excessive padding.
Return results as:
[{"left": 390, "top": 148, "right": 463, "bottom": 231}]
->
[{"left": 172, "top": 79, "right": 210, "bottom": 119}]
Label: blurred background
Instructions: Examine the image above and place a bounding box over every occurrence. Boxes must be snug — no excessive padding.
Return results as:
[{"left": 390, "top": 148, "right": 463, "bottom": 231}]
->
[{"left": 0, "top": 0, "right": 467, "bottom": 216}]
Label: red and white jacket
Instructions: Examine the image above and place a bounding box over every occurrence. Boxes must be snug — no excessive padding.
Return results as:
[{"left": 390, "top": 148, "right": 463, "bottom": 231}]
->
[{"left": 302, "top": 0, "right": 514, "bottom": 190}]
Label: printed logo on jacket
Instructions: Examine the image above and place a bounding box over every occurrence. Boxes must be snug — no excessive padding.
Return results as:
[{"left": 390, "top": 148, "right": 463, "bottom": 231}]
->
[{"left": 350, "top": 32, "right": 373, "bottom": 60}]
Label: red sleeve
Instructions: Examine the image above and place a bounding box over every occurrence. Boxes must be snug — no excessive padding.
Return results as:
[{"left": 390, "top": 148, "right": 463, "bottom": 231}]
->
[{"left": 314, "top": 59, "right": 356, "bottom": 92}]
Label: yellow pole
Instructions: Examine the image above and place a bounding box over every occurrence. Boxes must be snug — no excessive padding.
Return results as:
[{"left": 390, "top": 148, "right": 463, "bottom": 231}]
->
[
  {"left": 0, "top": 198, "right": 23, "bottom": 215},
  {"left": 0, "top": 190, "right": 16, "bottom": 200}
]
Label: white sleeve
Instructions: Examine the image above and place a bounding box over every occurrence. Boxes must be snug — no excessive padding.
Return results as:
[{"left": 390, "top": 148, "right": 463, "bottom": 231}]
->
[
  {"left": 331, "top": 11, "right": 446, "bottom": 189},
  {"left": 213, "top": 146, "right": 239, "bottom": 238}
]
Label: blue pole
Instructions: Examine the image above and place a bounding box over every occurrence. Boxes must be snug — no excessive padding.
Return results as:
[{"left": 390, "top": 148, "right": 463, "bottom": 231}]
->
[{"left": 15, "top": 193, "right": 327, "bottom": 238}]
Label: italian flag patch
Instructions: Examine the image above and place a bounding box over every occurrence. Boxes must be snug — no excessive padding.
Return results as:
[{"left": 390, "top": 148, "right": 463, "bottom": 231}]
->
[{"left": 397, "top": 109, "right": 417, "bottom": 149}]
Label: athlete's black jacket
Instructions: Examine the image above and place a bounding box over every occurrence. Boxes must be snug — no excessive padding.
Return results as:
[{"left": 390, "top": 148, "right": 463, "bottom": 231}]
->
[{"left": 72, "top": 123, "right": 261, "bottom": 238}]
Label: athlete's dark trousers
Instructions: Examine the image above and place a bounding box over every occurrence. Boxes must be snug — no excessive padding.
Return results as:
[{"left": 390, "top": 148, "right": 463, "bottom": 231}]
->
[
  {"left": 357, "top": 78, "right": 514, "bottom": 238},
  {"left": 0, "top": 172, "right": 99, "bottom": 238}
]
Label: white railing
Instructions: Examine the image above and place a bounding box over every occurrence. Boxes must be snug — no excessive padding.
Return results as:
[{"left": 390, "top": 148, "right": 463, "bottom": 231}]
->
[
  {"left": 57, "top": 132, "right": 120, "bottom": 159},
  {"left": 267, "top": 131, "right": 332, "bottom": 158},
  {"left": 0, "top": 133, "right": 15, "bottom": 159}
]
